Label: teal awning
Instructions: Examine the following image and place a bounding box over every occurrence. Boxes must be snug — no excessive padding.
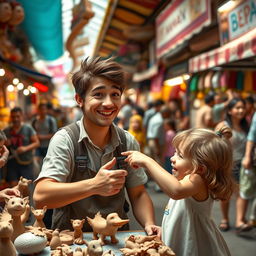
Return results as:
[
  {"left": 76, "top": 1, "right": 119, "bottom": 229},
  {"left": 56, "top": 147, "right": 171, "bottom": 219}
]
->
[{"left": 18, "top": 0, "right": 63, "bottom": 61}]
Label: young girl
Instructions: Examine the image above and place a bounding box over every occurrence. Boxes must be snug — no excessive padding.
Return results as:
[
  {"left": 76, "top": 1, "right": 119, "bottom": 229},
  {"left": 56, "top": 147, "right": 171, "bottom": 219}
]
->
[
  {"left": 123, "top": 125, "right": 234, "bottom": 256},
  {"left": 128, "top": 114, "right": 146, "bottom": 153},
  {"left": 216, "top": 98, "right": 250, "bottom": 232}
]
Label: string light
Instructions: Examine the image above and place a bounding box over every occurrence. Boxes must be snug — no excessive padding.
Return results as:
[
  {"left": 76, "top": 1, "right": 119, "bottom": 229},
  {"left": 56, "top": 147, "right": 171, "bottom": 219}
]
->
[
  {"left": 17, "top": 82, "right": 24, "bottom": 90},
  {"left": 0, "top": 68, "right": 5, "bottom": 76},
  {"left": 23, "top": 89, "right": 30, "bottom": 96},
  {"left": 7, "top": 84, "right": 15, "bottom": 92},
  {"left": 13, "top": 78, "right": 19, "bottom": 85}
]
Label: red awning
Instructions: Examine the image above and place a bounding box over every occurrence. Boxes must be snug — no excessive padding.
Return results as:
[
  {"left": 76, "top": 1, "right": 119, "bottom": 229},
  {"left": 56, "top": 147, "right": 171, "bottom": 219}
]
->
[{"left": 189, "top": 28, "right": 256, "bottom": 73}]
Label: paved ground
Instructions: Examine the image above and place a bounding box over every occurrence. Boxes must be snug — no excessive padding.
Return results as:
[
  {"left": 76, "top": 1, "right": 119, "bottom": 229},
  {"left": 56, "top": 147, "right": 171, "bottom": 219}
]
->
[{"left": 128, "top": 181, "right": 256, "bottom": 256}]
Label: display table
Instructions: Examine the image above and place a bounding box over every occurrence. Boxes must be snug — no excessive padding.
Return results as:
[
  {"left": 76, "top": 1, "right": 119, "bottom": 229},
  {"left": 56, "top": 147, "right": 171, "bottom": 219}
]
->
[{"left": 22, "top": 230, "right": 146, "bottom": 256}]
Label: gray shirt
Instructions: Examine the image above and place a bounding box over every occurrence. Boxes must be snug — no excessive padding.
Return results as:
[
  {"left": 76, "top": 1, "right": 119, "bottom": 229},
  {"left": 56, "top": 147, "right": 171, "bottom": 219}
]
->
[{"left": 35, "top": 118, "right": 147, "bottom": 188}]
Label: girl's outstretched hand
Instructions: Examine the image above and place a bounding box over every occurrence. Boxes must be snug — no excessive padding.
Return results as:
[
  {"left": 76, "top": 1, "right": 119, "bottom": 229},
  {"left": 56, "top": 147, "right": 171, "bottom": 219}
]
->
[
  {"left": 144, "top": 224, "right": 162, "bottom": 238},
  {"left": 122, "top": 151, "right": 149, "bottom": 169}
]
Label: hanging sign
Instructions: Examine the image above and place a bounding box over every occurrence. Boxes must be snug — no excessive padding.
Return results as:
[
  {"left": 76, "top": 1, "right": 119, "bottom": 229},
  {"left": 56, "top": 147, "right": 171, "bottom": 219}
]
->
[
  {"left": 218, "top": 0, "right": 256, "bottom": 45},
  {"left": 156, "top": 0, "right": 211, "bottom": 58}
]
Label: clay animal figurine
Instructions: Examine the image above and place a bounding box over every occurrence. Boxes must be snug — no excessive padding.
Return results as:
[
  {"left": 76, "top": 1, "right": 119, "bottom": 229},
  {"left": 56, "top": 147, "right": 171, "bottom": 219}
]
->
[
  {"left": 50, "top": 229, "right": 62, "bottom": 250},
  {"left": 0, "top": 220, "right": 16, "bottom": 256},
  {"left": 74, "top": 247, "right": 84, "bottom": 256},
  {"left": 102, "top": 250, "right": 116, "bottom": 256},
  {"left": 71, "top": 218, "right": 85, "bottom": 244},
  {"left": 4, "top": 196, "right": 29, "bottom": 241},
  {"left": 84, "top": 239, "right": 103, "bottom": 256},
  {"left": 51, "top": 244, "right": 73, "bottom": 256},
  {"left": 87, "top": 212, "right": 129, "bottom": 245},
  {"left": 31, "top": 206, "right": 47, "bottom": 228},
  {"left": 17, "top": 176, "right": 32, "bottom": 197}
]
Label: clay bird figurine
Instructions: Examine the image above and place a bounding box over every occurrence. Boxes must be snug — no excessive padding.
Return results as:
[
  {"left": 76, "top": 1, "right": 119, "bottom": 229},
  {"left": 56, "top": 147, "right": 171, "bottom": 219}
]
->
[{"left": 87, "top": 212, "right": 129, "bottom": 245}]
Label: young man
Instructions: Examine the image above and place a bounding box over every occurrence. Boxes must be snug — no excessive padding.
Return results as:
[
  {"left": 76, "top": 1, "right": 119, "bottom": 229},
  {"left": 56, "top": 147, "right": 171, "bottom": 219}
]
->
[
  {"left": 33, "top": 57, "right": 157, "bottom": 234},
  {"left": 4, "top": 107, "right": 40, "bottom": 187}
]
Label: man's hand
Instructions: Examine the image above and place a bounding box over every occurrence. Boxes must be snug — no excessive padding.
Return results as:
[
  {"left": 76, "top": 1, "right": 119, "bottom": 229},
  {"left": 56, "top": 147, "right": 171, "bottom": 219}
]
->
[
  {"left": 145, "top": 224, "right": 162, "bottom": 238},
  {"left": 16, "top": 146, "right": 27, "bottom": 154},
  {"left": 94, "top": 158, "right": 127, "bottom": 196}
]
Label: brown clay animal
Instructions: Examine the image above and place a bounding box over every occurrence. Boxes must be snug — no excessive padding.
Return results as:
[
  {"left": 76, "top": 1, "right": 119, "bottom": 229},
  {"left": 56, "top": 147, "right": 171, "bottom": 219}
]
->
[
  {"left": 17, "top": 176, "right": 32, "bottom": 197},
  {"left": 87, "top": 212, "right": 129, "bottom": 245},
  {"left": 4, "top": 196, "right": 29, "bottom": 241},
  {"left": 102, "top": 250, "right": 116, "bottom": 256},
  {"left": 0, "top": 219, "right": 16, "bottom": 256},
  {"left": 84, "top": 239, "right": 103, "bottom": 256},
  {"left": 31, "top": 206, "right": 47, "bottom": 228},
  {"left": 50, "top": 229, "right": 62, "bottom": 250},
  {"left": 74, "top": 247, "right": 84, "bottom": 256},
  {"left": 71, "top": 218, "right": 85, "bottom": 244}
]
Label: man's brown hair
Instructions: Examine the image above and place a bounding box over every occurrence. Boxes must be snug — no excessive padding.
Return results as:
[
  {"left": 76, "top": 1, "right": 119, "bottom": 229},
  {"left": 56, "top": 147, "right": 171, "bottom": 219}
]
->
[{"left": 72, "top": 57, "right": 126, "bottom": 99}]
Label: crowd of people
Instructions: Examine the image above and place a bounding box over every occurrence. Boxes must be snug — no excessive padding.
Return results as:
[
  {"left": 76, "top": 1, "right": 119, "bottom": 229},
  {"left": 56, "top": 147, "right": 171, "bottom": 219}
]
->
[{"left": 0, "top": 57, "right": 255, "bottom": 256}]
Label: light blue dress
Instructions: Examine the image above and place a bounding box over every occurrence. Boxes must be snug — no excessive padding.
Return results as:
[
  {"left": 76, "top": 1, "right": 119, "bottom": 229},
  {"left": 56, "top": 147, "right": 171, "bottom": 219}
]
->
[{"left": 162, "top": 196, "right": 231, "bottom": 256}]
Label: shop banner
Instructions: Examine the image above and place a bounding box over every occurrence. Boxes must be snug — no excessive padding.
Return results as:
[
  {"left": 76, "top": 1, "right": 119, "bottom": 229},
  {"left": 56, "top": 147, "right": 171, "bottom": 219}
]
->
[
  {"left": 218, "top": 0, "right": 256, "bottom": 45},
  {"left": 189, "top": 27, "right": 256, "bottom": 73},
  {"left": 156, "top": 0, "right": 211, "bottom": 58}
]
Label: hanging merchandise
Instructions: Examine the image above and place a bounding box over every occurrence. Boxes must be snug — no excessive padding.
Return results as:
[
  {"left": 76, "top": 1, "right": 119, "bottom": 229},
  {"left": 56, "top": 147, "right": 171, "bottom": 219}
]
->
[
  {"left": 204, "top": 71, "right": 214, "bottom": 91},
  {"left": 211, "top": 71, "right": 221, "bottom": 90},
  {"left": 228, "top": 71, "right": 237, "bottom": 89},
  {"left": 197, "top": 73, "right": 205, "bottom": 91},
  {"left": 244, "top": 71, "right": 253, "bottom": 92},
  {"left": 189, "top": 75, "right": 199, "bottom": 92},
  {"left": 236, "top": 71, "right": 244, "bottom": 91},
  {"left": 220, "top": 70, "right": 229, "bottom": 90}
]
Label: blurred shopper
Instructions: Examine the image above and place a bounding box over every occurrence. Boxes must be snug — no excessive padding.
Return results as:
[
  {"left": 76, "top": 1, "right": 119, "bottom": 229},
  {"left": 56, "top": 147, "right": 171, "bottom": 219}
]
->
[
  {"left": 241, "top": 112, "right": 256, "bottom": 227},
  {"left": 4, "top": 107, "right": 40, "bottom": 187},
  {"left": 195, "top": 92, "right": 215, "bottom": 129},
  {"left": 216, "top": 98, "right": 250, "bottom": 233},
  {"left": 117, "top": 97, "right": 134, "bottom": 130},
  {"left": 244, "top": 95, "right": 255, "bottom": 125},
  {"left": 163, "top": 119, "right": 176, "bottom": 174},
  {"left": 0, "top": 131, "right": 9, "bottom": 168},
  {"left": 32, "top": 103, "right": 58, "bottom": 169},
  {"left": 128, "top": 114, "right": 146, "bottom": 153},
  {"left": 212, "top": 89, "right": 234, "bottom": 124}
]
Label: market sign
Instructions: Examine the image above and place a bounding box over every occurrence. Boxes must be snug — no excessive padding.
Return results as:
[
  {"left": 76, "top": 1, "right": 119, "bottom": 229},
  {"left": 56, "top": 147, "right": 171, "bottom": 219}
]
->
[
  {"left": 156, "top": 0, "right": 211, "bottom": 59},
  {"left": 218, "top": 0, "right": 256, "bottom": 45},
  {"left": 189, "top": 27, "right": 256, "bottom": 73}
]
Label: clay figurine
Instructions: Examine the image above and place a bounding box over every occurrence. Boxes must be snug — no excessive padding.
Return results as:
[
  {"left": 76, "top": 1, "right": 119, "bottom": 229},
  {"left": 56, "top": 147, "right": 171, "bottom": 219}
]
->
[
  {"left": 4, "top": 196, "right": 29, "bottom": 241},
  {"left": 51, "top": 244, "right": 73, "bottom": 256},
  {"left": 71, "top": 218, "right": 85, "bottom": 244},
  {"left": 120, "top": 234, "right": 175, "bottom": 256},
  {"left": 102, "top": 250, "right": 116, "bottom": 256},
  {"left": 17, "top": 176, "right": 32, "bottom": 197},
  {"left": 31, "top": 206, "right": 47, "bottom": 228},
  {"left": 0, "top": 220, "right": 16, "bottom": 256},
  {"left": 84, "top": 239, "right": 103, "bottom": 256},
  {"left": 74, "top": 247, "right": 84, "bottom": 256},
  {"left": 50, "top": 229, "right": 62, "bottom": 250},
  {"left": 87, "top": 212, "right": 129, "bottom": 245}
]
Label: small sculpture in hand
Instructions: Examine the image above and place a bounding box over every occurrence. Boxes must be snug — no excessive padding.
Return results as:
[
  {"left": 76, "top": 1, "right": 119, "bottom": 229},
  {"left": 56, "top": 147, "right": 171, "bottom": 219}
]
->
[
  {"left": 71, "top": 218, "right": 85, "bottom": 245},
  {"left": 87, "top": 212, "right": 129, "bottom": 245},
  {"left": 0, "top": 220, "right": 16, "bottom": 256}
]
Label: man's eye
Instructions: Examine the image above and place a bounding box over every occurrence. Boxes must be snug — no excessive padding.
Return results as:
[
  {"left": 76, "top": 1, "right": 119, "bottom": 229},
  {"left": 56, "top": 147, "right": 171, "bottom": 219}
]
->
[
  {"left": 94, "top": 93, "right": 103, "bottom": 97},
  {"left": 112, "top": 92, "right": 121, "bottom": 98}
]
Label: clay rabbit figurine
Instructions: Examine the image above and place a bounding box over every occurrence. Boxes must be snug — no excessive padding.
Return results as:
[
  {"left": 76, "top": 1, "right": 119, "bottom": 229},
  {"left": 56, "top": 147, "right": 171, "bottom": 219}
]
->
[
  {"left": 87, "top": 212, "right": 129, "bottom": 245},
  {"left": 0, "top": 219, "right": 16, "bottom": 256}
]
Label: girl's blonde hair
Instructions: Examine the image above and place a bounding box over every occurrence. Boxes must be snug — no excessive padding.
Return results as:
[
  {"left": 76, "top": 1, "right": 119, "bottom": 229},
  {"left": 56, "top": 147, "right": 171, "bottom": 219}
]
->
[{"left": 172, "top": 125, "right": 235, "bottom": 200}]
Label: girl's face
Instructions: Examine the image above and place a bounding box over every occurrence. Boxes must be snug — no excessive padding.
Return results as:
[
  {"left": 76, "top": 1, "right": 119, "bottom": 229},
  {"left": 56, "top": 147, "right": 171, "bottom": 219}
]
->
[
  {"left": 130, "top": 119, "right": 140, "bottom": 131},
  {"left": 229, "top": 101, "right": 246, "bottom": 120},
  {"left": 170, "top": 145, "right": 192, "bottom": 180}
]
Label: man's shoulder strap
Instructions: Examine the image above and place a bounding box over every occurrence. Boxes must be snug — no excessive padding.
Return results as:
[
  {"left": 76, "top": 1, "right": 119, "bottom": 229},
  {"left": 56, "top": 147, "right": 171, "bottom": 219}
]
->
[{"left": 115, "top": 126, "right": 127, "bottom": 154}]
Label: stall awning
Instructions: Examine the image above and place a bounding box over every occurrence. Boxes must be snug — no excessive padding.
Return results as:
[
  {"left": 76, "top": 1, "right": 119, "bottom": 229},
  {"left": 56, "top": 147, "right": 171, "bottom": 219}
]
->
[{"left": 189, "top": 28, "right": 256, "bottom": 73}]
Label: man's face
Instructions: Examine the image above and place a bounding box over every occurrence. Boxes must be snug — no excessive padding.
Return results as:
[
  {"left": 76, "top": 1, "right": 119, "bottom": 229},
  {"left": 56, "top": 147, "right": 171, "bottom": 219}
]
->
[
  {"left": 10, "top": 111, "right": 22, "bottom": 127},
  {"left": 38, "top": 105, "right": 47, "bottom": 117},
  {"left": 77, "top": 77, "right": 122, "bottom": 128}
]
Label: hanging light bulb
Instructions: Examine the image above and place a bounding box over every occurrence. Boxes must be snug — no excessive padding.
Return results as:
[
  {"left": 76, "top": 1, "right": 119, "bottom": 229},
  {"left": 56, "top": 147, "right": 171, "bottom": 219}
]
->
[
  {"left": 30, "top": 86, "right": 37, "bottom": 93},
  {"left": 13, "top": 78, "right": 19, "bottom": 85},
  {"left": 17, "top": 83, "right": 24, "bottom": 90},
  {"left": 7, "top": 84, "right": 15, "bottom": 92},
  {"left": 0, "top": 69, "right": 5, "bottom": 76},
  {"left": 23, "top": 89, "right": 30, "bottom": 95}
]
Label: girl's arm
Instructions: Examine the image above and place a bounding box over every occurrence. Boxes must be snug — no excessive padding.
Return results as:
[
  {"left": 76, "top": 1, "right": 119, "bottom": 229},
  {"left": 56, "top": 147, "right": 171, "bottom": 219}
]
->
[{"left": 122, "top": 151, "right": 205, "bottom": 200}]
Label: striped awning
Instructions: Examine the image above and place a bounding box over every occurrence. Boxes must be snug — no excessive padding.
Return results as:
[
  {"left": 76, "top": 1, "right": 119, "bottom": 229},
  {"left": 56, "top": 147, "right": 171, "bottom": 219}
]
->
[{"left": 189, "top": 28, "right": 256, "bottom": 73}]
